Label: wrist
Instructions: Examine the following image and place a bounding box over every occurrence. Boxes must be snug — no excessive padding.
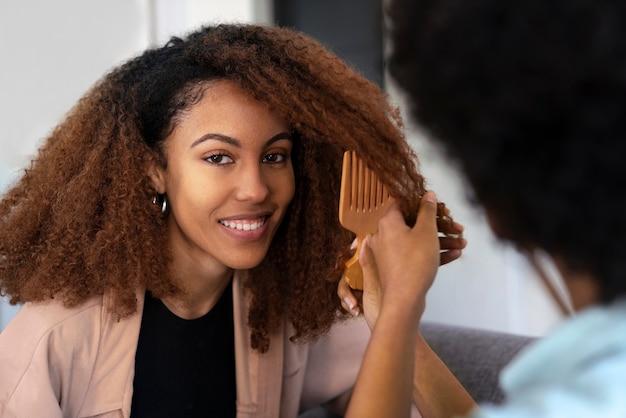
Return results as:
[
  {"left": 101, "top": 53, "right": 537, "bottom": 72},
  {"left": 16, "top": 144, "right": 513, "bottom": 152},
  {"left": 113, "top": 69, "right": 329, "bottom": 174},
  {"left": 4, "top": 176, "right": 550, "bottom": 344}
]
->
[
  {"left": 381, "top": 291, "right": 425, "bottom": 319},
  {"left": 377, "top": 296, "right": 423, "bottom": 329}
]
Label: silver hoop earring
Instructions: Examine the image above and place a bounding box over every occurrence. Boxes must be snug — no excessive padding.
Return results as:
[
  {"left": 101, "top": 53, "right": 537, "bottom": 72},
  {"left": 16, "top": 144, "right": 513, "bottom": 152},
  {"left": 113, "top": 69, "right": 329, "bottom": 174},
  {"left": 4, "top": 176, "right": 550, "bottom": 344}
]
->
[
  {"left": 152, "top": 193, "right": 168, "bottom": 215},
  {"left": 160, "top": 195, "right": 168, "bottom": 214}
]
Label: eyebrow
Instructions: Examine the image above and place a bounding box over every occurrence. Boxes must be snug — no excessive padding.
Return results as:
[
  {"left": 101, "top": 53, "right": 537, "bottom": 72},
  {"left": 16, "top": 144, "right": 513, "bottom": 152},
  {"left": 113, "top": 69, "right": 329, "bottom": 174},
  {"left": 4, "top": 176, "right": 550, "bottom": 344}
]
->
[{"left": 190, "top": 132, "right": 292, "bottom": 148}]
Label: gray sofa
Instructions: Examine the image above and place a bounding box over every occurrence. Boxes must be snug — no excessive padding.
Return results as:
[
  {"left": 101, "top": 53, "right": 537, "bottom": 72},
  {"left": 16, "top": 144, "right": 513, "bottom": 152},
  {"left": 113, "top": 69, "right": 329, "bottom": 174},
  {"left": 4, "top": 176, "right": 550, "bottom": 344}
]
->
[
  {"left": 420, "top": 322, "right": 534, "bottom": 404},
  {"left": 300, "top": 321, "right": 535, "bottom": 417}
]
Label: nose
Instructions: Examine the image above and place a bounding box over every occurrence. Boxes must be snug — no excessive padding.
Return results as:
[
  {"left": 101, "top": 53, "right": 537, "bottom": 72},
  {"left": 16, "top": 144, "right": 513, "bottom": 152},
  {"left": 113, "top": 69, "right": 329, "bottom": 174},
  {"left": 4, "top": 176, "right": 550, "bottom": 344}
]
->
[{"left": 235, "top": 164, "right": 270, "bottom": 202}]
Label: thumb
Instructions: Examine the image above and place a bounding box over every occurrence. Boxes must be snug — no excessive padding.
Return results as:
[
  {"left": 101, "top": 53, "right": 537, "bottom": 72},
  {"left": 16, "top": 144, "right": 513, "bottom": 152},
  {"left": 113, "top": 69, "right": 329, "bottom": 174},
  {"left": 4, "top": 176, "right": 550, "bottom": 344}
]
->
[
  {"left": 414, "top": 191, "right": 439, "bottom": 236},
  {"left": 359, "top": 235, "right": 381, "bottom": 293}
]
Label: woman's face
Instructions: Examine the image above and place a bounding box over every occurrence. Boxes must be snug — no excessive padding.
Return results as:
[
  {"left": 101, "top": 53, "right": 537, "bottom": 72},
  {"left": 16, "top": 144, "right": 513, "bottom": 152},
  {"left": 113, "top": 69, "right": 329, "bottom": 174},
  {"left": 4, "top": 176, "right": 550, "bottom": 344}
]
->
[{"left": 149, "top": 80, "right": 295, "bottom": 273}]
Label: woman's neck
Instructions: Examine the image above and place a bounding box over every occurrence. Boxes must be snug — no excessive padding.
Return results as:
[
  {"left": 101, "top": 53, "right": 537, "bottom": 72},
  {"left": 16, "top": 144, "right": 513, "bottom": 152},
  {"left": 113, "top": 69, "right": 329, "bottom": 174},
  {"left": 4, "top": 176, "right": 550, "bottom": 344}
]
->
[
  {"left": 161, "top": 272, "right": 233, "bottom": 320},
  {"left": 161, "top": 245, "right": 235, "bottom": 320}
]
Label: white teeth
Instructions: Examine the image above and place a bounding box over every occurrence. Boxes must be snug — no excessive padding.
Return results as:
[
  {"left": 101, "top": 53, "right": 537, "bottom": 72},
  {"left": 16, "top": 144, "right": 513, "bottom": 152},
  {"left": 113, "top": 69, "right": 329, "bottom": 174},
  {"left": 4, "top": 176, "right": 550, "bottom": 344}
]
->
[{"left": 220, "top": 219, "right": 265, "bottom": 231}]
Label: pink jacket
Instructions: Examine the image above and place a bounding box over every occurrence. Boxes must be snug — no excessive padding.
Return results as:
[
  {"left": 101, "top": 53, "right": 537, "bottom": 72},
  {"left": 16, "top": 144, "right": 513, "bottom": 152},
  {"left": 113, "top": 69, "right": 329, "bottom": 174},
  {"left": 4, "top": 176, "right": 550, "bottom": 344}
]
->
[{"left": 0, "top": 272, "right": 371, "bottom": 417}]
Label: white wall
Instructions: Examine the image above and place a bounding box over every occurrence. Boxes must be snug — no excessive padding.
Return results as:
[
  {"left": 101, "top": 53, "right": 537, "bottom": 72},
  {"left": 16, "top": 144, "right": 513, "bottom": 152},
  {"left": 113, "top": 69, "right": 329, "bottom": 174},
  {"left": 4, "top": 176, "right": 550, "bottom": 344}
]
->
[
  {"left": 1, "top": 0, "right": 564, "bottom": 337},
  {"left": 151, "top": 0, "right": 272, "bottom": 44}
]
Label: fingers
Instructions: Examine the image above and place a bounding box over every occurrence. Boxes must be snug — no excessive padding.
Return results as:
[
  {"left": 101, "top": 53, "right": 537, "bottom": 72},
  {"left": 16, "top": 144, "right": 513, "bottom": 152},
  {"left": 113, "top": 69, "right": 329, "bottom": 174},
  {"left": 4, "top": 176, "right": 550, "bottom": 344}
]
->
[
  {"left": 436, "top": 204, "right": 464, "bottom": 235},
  {"left": 450, "top": 220, "right": 465, "bottom": 235},
  {"left": 440, "top": 249, "right": 462, "bottom": 266},
  {"left": 438, "top": 229, "right": 467, "bottom": 266},
  {"left": 439, "top": 236, "right": 468, "bottom": 251},
  {"left": 337, "top": 274, "right": 360, "bottom": 316},
  {"left": 437, "top": 217, "right": 464, "bottom": 235}
]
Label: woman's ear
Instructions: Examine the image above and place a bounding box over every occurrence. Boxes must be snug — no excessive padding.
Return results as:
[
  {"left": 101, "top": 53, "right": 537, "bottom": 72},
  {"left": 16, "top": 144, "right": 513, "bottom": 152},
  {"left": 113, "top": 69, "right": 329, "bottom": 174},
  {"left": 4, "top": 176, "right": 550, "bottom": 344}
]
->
[{"left": 147, "top": 158, "right": 166, "bottom": 194}]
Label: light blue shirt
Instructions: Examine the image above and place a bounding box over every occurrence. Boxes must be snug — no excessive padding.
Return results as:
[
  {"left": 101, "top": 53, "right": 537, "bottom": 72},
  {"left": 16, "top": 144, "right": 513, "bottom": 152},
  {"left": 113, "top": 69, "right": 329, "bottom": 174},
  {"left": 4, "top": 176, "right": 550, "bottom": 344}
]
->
[{"left": 470, "top": 298, "right": 626, "bottom": 417}]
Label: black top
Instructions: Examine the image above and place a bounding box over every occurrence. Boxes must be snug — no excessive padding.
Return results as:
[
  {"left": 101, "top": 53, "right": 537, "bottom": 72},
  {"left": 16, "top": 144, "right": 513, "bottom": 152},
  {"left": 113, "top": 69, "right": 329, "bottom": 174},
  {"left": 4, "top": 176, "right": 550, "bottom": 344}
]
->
[{"left": 131, "top": 281, "right": 236, "bottom": 418}]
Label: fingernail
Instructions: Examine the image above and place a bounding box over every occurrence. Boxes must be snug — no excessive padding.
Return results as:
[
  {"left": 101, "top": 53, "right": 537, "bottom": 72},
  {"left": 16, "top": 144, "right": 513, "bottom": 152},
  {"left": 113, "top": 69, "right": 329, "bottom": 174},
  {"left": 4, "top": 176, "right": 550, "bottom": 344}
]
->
[{"left": 343, "top": 296, "right": 360, "bottom": 316}]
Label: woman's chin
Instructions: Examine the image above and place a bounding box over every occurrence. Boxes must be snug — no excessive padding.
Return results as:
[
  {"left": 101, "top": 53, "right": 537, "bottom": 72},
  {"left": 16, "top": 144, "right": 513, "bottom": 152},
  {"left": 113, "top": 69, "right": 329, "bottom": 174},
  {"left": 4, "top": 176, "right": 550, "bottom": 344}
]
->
[{"left": 225, "top": 255, "right": 268, "bottom": 271}]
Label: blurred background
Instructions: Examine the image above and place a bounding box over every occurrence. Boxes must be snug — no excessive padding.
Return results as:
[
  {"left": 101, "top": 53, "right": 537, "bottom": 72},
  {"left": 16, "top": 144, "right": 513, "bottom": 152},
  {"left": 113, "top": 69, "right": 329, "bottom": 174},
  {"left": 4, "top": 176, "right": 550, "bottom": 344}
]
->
[{"left": 0, "top": 0, "right": 564, "bottom": 335}]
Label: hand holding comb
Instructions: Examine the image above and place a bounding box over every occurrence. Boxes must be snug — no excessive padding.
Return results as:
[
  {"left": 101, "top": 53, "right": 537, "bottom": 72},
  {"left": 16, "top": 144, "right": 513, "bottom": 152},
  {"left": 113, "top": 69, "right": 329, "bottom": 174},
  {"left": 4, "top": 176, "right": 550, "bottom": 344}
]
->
[{"left": 338, "top": 150, "right": 395, "bottom": 290}]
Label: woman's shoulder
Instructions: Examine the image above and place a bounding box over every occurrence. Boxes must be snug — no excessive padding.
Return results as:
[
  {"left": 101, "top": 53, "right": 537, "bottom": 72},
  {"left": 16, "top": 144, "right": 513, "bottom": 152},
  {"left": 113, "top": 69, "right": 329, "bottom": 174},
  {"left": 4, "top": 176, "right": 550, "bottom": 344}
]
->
[
  {"left": 0, "top": 297, "right": 104, "bottom": 407},
  {"left": 0, "top": 297, "right": 109, "bottom": 374},
  {"left": 2, "top": 296, "right": 105, "bottom": 337},
  {"left": 0, "top": 294, "right": 144, "bottom": 415},
  {"left": 0, "top": 290, "right": 146, "bottom": 346}
]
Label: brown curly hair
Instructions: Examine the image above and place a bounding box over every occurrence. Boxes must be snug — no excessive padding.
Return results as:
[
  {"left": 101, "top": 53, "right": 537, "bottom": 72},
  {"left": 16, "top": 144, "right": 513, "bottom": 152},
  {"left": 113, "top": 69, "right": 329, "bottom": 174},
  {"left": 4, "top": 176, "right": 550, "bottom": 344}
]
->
[{"left": 0, "top": 24, "right": 454, "bottom": 352}]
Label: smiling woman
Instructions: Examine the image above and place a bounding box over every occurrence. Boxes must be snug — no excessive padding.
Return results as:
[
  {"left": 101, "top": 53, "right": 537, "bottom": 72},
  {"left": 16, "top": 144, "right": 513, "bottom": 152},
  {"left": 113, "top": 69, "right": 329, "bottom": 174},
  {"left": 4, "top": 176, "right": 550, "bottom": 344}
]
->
[{"left": 0, "top": 24, "right": 463, "bottom": 417}]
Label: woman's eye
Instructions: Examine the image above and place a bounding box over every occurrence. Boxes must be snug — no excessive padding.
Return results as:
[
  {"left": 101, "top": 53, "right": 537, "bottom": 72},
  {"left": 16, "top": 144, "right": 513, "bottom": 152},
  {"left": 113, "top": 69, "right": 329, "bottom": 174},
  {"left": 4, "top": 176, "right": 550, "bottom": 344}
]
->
[
  {"left": 263, "top": 152, "right": 287, "bottom": 164},
  {"left": 206, "top": 153, "right": 233, "bottom": 164}
]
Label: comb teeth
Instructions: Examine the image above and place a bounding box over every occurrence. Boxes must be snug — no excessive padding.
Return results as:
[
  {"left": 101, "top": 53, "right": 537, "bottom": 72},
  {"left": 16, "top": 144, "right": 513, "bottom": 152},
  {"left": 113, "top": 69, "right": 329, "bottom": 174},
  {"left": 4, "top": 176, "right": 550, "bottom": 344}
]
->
[
  {"left": 338, "top": 150, "right": 394, "bottom": 290},
  {"left": 347, "top": 150, "right": 389, "bottom": 212}
]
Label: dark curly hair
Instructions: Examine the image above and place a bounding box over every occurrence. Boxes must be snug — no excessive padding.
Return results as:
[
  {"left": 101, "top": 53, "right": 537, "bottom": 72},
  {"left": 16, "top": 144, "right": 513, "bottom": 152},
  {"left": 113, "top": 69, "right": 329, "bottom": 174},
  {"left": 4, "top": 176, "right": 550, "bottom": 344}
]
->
[
  {"left": 0, "top": 23, "right": 455, "bottom": 351},
  {"left": 387, "top": 0, "right": 626, "bottom": 303}
]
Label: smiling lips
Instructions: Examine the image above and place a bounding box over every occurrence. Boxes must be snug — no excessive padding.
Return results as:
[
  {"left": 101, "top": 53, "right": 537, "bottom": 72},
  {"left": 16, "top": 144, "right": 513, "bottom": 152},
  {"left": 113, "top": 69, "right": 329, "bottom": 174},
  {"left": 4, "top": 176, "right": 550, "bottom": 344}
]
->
[{"left": 219, "top": 217, "right": 267, "bottom": 231}]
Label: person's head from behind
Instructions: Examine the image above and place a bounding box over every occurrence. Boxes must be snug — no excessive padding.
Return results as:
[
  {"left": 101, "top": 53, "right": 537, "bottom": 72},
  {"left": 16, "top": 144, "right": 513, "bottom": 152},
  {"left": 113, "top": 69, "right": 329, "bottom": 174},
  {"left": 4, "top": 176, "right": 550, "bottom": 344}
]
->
[
  {"left": 387, "top": 0, "right": 626, "bottom": 307},
  {"left": 0, "top": 24, "right": 447, "bottom": 351}
]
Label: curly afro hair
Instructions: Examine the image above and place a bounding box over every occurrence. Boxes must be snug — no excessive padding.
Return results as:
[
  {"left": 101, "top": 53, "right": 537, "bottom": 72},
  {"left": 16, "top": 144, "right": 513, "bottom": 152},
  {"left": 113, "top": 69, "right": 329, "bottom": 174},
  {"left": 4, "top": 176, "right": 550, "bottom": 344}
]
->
[
  {"left": 387, "top": 0, "right": 626, "bottom": 303},
  {"left": 0, "top": 23, "right": 456, "bottom": 351}
]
